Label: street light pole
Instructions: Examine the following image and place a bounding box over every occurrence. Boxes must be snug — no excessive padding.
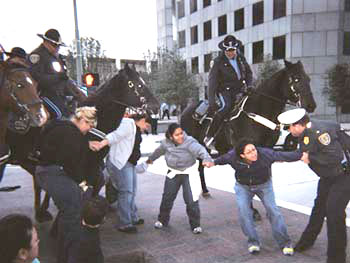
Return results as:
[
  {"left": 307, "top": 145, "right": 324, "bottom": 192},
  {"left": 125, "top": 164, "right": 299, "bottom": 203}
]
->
[{"left": 73, "top": 0, "right": 83, "bottom": 87}]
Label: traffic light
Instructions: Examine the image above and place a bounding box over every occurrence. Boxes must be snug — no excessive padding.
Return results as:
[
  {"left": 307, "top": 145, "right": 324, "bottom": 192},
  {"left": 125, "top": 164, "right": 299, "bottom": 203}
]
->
[{"left": 82, "top": 73, "right": 99, "bottom": 87}]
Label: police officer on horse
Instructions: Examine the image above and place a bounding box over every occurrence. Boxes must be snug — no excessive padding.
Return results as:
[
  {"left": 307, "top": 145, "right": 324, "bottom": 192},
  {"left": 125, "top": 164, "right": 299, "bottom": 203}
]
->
[
  {"left": 204, "top": 35, "right": 253, "bottom": 149},
  {"left": 29, "top": 29, "right": 71, "bottom": 119}
]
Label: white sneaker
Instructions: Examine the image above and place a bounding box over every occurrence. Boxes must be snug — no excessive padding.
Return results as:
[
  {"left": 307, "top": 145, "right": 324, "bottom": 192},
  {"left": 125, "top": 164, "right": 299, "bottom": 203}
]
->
[
  {"left": 282, "top": 246, "right": 294, "bottom": 256},
  {"left": 154, "top": 221, "right": 163, "bottom": 229},
  {"left": 192, "top": 226, "right": 202, "bottom": 234},
  {"left": 248, "top": 245, "right": 260, "bottom": 254}
]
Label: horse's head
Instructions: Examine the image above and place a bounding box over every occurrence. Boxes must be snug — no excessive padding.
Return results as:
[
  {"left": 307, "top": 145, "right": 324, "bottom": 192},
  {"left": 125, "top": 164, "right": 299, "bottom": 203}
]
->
[
  {"left": 116, "top": 64, "right": 159, "bottom": 112},
  {"left": 0, "top": 62, "right": 48, "bottom": 126},
  {"left": 282, "top": 60, "right": 316, "bottom": 113}
]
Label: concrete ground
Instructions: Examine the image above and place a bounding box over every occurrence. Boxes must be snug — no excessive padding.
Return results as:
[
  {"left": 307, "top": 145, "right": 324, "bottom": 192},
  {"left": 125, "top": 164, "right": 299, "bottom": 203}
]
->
[{"left": 0, "top": 162, "right": 341, "bottom": 263}]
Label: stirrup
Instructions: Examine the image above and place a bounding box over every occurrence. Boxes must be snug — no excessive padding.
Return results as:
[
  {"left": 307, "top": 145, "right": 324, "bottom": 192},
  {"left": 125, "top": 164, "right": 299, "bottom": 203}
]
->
[{"left": 0, "top": 150, "right": 11, "bottom": 165}]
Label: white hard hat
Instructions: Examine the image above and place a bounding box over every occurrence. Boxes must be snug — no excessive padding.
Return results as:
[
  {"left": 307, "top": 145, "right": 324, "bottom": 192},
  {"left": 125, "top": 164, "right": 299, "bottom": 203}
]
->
[{"left": 277, "top": 108, "right": 306, "bottom": 125}]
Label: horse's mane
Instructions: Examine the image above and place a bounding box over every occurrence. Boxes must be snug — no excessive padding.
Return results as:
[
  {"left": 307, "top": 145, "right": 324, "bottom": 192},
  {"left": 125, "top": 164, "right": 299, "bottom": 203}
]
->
[{"left": 256, "top": 68, "right": 286, "bottom": 93}]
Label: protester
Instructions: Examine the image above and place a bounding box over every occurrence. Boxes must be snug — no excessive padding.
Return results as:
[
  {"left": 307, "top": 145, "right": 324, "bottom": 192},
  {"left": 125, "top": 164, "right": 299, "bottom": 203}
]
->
[
  {"left": 0, "top": 214, "right": 40, "bottom": 263},
  {"left": 278, "top": 108, "right": 350, "bottom": 263},
  {"left": 205, "top": 137, "right": 306, "bottom": 255},
  {"left": 90, "top": 113, "right": 151, "bottom": 233},
  {"left": 35, "top": 106, "right": 97, "bottom": 263},
  {"left": 67, "top": 196, "right": 109, "bottom": 263},
  {"left": 146, "top": 123, "right": 213, "bottom": 234}
]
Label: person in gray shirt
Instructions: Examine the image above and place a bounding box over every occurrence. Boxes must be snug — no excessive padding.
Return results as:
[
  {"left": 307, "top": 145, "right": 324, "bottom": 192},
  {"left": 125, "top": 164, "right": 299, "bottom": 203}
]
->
[{"left": 147, "top": 123, "right": 212, "bottom": 234}]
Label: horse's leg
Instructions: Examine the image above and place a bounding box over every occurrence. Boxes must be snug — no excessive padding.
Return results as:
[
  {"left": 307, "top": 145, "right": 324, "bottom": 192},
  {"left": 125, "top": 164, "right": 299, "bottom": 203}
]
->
[{"left": 198, "top": 159, "right": 210, "bottom": 197}]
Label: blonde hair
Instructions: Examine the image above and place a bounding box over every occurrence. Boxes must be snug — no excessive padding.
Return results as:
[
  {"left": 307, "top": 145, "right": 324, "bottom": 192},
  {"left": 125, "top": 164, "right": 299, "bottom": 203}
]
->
[{"left": 72, "top": 106, "right": 97, "bottom": 127}]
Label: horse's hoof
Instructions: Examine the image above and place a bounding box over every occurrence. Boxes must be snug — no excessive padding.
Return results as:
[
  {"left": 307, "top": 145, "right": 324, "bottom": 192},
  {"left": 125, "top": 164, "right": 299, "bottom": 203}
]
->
[
  {"left": 35, "top": 210, "right": 53, "bottom": 223},
  {"left": 253, "top": 210, "right": 262, "bottom": 222}
]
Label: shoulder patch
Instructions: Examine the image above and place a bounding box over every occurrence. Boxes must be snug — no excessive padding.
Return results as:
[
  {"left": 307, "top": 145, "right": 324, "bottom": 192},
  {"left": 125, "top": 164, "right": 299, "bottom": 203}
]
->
[
  {"left": 29, "top": 54, "right": 40, "bottom": 64},
  {"left": 318, "top": 133, "right": 331, "bottom": 145}
]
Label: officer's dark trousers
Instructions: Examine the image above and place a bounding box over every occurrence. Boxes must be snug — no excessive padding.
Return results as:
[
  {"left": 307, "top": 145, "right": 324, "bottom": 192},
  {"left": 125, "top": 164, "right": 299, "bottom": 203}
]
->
[
  {"left": 42, "top": 95, "right": 70, "bottom": 119},
  {"left": 36, "top": 165, "right": 82, "bottom": 263},
  {"left": 208, "top": 90, "right": 238, "bottom": 137},
  {"left": 158, "top": 174, "right": 200, "bottom": 230},
  {"left": 297, "top": 175, "right": 350, "bottom": 263}
]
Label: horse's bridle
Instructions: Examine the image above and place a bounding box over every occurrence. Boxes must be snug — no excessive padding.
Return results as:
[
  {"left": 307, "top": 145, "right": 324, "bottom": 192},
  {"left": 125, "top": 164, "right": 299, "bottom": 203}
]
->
[{"left": 1, "top": 67, "right": 42, "bottom": 114}]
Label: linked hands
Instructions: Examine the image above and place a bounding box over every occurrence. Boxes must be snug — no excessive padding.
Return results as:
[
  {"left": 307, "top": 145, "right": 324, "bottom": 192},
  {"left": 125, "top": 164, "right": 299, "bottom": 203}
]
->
[
  {"left": 89, "top": 139, "right": 109, "bottom": 152},
  {"left": 301, "top": 152, "right": 310, "bottom": 164},
  {"left": 203, "top": 161, "right": 215, "bottom": 168}
]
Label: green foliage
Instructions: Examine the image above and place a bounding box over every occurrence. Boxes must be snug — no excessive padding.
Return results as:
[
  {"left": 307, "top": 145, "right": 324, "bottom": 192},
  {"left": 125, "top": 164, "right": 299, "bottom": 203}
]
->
[
  {"left": 144, "top": 48, "right": 199, "bottom": 107},
  {"left": 255, "top": 54, "right": 282, "bottom": 86},
  {"left": 323, "top": 63, "right": 350, "bottom": 107}
]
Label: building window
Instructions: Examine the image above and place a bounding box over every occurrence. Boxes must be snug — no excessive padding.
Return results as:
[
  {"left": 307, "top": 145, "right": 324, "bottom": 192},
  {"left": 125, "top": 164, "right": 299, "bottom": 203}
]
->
[
  {"left": 273, "top": 0, "right": 286, "bottom": 19},
  {"left": 239, "top": 45, "right": 245, "bottom": 55},
  {"left": 203, "top": 0, "right": 211, "bottom": 8},
  {"left": 203, "top": 20, "right": 212, "bottom": 41},
  {"left": 191, "top": 26, "right": 198, "bottom": 45},
  {"left": 190, "top": 0, "right": 197, "bottom": 13},
  {"left": 273, "top": 35, "right": 286, "bottom": 59},
  {"left": 177, "top": 0, "right": 185, "bottom": 18},
  {"left": 344, "top": 32, "right": 350, "bottom": 55},
  {"left": 253, "top": 1, "right": 264, "bottom": 26},
  {"left": 218, "top": 15, "right": 227, "bottom": 36},
  {"left": 346, "top": 0, "right": 350, "bottom": 11},
  {"left": 204, "top": 53, "right": 212, "bottom": 72},
  {"left": 235, "top": 8, "right": 244, "bottom": 31},
  {"left": 192, "top": 57, "right": 199, "bottom": 74},
  {"left": 253, "top": 40, "right": 264, "bottom": 64},
  {"left": 178, "top": 30, "right": 186, "bottom": 48}
]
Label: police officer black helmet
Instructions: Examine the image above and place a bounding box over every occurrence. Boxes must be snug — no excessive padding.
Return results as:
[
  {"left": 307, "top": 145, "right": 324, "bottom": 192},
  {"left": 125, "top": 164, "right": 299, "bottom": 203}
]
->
[
  {"left": 4, "top": 47, "right": 27, "bottom": 59},
  {"left": 218, "top": 35, "right": 240, "bottom": 51},
  {"left": 37, "top": 29, "right": 66, "bottom": 47}
]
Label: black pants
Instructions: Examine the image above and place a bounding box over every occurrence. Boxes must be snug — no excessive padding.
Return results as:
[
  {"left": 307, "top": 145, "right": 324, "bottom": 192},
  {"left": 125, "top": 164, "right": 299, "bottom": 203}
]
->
[
  {"left": 151, "top": 118, "right": 158, "bottom": 135},
  {"left": 297, "top": 175, "right": 350, "bottom": 263},
  {"left": 36, "top": 165, "right": 82, "bottom": 263},
  {"left": 162, "top": 109, "right": 170, "bottom": 120},
  {"left": 158, "top": 174, "right": 200, "bottom": 230}
]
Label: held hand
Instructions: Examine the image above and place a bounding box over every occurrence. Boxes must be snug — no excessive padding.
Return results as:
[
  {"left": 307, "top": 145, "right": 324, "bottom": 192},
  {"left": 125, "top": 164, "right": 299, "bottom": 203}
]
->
[
  {"left": 146, "top": 159, "right": 153, "bottom": 165},
  {"left": 89, "top": 141, "right": 106, "bottom": 151},
  {"left": 203, "top": 161, "right": 215, "bottom": 168},
  {"left": 301, "top": 152, "right": 310, "bottom": 164}
]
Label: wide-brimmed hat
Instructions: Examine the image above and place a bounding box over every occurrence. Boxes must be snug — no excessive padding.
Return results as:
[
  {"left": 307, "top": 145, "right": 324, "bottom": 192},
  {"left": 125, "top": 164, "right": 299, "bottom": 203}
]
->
[
  {"left": 218, "top": 35, "right": 240, "bottom": 51},
  {"left": 277, "top": 108, "right": 306, "bottom": 125},
  {"left": 4, "top": 47, "right": 27, "bottom": 59},
  {"left": 37, "top": 29, "right": 66, "bottom": 46}
]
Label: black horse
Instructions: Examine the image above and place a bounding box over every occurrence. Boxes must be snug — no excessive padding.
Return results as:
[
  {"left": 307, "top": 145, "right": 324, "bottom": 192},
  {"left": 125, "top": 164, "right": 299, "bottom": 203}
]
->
[
  {"left": 181, "top": 60, "right": 317, "bottom": 203},
  {"left": 1, "top": 64, "right": 159, "bottom": 222}
]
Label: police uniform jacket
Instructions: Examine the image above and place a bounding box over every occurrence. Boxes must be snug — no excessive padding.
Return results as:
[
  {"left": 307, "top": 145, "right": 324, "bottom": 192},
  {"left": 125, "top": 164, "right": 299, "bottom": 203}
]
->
[
  {"left": 299, "top": 120, "right": 344, "bottom": 178},
  {"left": 214, "top": 147, "right": 302, "bottom": 186},
  {"left": 208, "top": 52, "right": 253, "bottom": 108},
  {"left": 38, "top": 119, "right": 89, "bottom": 183},
  {"left": 29, "top": 44, "right": 68, "bottom": 98}
]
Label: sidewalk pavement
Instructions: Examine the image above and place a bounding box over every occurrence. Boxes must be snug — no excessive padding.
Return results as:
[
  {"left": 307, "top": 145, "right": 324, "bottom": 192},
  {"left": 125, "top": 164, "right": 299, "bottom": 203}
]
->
[{"left": 0, "top": 133, "right": 346, "bottom": 263}]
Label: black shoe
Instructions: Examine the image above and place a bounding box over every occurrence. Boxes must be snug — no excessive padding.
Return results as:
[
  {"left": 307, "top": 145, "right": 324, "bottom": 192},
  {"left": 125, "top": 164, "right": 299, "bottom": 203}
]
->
[
  {"left": 118, "top": 226, "right": 137, "bottom": 233},
  {"left": 294, "top": 242, "right": 313, "bottom": 252},
  {"left": 133, "top": 218, "right": 144, "bottom": 225}
]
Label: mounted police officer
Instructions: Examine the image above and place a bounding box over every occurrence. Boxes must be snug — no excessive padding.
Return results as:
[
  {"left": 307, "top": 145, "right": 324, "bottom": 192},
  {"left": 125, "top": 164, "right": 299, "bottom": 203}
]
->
[
  {"left": 5, "top": 47, "right": 30, "bottom": 68},
  {"left": 278, "top": 108, "right": 350, "bottom": 263},
  {"left": 29, "top": 29, "right": 70, "bottom": 119},
  {"left": 204, "top": 35, "right": 253, "bottom": 149}
]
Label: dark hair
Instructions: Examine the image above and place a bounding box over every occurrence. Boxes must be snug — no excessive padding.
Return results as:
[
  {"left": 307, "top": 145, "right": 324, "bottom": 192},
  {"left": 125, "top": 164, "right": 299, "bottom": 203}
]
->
[
  {"left": 130, "top": 113, "right": 152, "bottom": 124},
  {"left": 165, "top": 123, "right": 181, "bottom": 140},
  {"left": 293, "top": 114, "right": 310, "bottom": 126},
  {"left": 82, "top": 196, "right": 109, "bottom": 226},
  {"left": 235, "top": 137, "right": 256, "bottom": 159},
  {"left": 0, "top": 214, "right": 34, "bottom": 262}
]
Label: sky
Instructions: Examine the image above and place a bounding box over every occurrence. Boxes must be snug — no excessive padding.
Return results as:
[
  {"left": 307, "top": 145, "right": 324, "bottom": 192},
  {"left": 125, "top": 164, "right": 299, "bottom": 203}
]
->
[{"left": 0, "top": 0, "right": 158, "bottom": 62}]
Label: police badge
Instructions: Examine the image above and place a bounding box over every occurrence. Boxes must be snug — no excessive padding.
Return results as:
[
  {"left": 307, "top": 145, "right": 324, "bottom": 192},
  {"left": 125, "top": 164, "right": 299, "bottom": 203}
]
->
[
  {"left": 318, "top": 133, "right": 331, "bottom": 145},
  {"left": 303, "top": 136, "right": 309, "bottom": 145}
]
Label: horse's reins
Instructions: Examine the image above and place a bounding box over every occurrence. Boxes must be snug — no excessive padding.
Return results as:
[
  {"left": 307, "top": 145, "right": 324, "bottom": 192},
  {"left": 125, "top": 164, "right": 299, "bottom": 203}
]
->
[
  {"left": 3, "top": 67, "right": 42, "bottom": 113},
  {"left": 249, "top": 89, "right": 298, "bottom": 107}
]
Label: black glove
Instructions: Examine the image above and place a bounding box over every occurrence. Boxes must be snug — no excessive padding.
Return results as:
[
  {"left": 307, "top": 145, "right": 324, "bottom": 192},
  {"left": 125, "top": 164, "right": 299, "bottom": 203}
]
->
[{"left": 246, "top": 85, "right": 254, "bottom": 95}]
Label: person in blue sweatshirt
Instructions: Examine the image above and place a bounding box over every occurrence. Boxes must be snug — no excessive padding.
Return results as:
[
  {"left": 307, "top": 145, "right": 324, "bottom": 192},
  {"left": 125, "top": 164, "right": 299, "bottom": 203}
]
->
[{"left": 205, "top": 137, "right": 306, "bottom": 256}]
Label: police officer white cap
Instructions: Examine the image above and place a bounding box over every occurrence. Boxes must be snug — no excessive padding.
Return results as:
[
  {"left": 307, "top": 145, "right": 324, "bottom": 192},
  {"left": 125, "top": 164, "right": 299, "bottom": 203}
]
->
[{"left": 277, "top": 108, "right": 306, "bottom": 125}]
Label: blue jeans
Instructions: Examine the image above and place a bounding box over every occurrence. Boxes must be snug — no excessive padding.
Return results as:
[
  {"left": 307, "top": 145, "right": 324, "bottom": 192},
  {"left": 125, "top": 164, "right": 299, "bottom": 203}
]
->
[
  {"left": 234, "top": 179, "right": 291, "bottom": 248},
  {"left": 106, "top": 159, "right": 139, "bottom": 228}
]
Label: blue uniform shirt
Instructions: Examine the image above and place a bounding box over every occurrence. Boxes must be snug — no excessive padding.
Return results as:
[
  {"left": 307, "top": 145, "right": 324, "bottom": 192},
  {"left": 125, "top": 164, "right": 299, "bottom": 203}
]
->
[{"left": 229, "top": 58, "right": 241, "bottom": 80}]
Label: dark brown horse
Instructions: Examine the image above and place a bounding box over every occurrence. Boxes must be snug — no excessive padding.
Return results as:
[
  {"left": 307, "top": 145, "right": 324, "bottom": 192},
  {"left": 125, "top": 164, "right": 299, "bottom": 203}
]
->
[
  {"left": 0, "top": 61, "right": 47, "bottom": 164},
  {"left": 181, "top": 60, "right": 316, "bottom": 219},
  {"left": 1, "top": 64, "right": 159, "bottom": 222}
]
